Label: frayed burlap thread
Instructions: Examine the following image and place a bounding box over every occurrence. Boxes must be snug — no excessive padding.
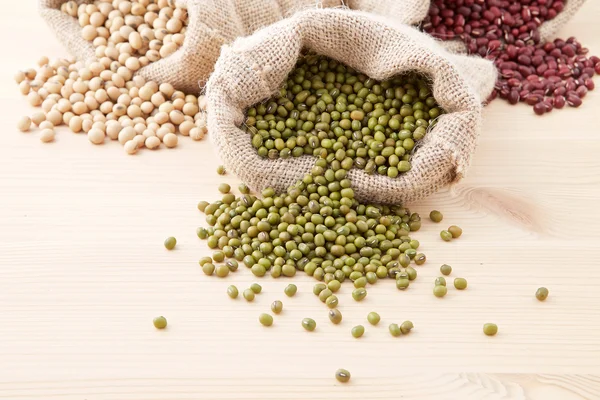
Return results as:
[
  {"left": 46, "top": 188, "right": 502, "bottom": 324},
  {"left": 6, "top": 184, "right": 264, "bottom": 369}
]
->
[
  {"left": 39, "top": 0, "right": 342, "bottom": 94},
  {"left": 206, "top": 9, "right": 496, "bottom": 205},
  {"left": 344, "top": 0, "right": 430, "bottom": 25}
]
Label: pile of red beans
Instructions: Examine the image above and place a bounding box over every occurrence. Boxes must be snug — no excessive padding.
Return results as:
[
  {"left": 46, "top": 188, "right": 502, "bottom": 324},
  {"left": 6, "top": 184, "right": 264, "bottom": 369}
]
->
[{"left": 422, "top": 0, "right": 599, "bottom": 115}]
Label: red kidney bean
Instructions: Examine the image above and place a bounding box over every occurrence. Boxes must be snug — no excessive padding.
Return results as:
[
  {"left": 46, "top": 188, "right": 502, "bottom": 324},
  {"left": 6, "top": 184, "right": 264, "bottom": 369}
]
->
[
  {"left": 585, "top": 79, "right": 595, "bottom": 91},
  {"left": 531, "top": 55, "right": 544, "bottom": 66},
  {"left": 554, "top": 87, "right": 566, "bottom": 96},
  {"left": 536, "top": 64, "right": 548, "bottom": 74},
  {"left": 576, "top": 86, "right": 588, "bottom": 98},
  {"left": 526, "top": 95, "right": 543, "bottom": 106},
  {"left": 422, "top": 0, "right": 594, "bottom": 114},
  {"left": 533, "top": 102, "right": 546, "bottom": 115},
  {"left": 508, "top": 90, "right": 520, "bottom": 104},
  {"left": 562, "top": 45, "right": 576, "bottom": 57},
  {"left": 582, "top": 67, "right": 595, "bottom": 77},
  {"left": 550, "top": 48, "right": 562, "bottom": 58},
  {"left": 566, "top": 94, "right": 582, "bottom": 107},
  {"left": 548, "top": 76, "right": 562, "bottom": 84}
]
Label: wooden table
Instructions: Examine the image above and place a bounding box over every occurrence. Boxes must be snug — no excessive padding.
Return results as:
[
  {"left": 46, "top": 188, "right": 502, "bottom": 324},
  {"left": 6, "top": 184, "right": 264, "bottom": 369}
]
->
[{"left": 1, "top": 1, "right": 600, "bottom": 399}]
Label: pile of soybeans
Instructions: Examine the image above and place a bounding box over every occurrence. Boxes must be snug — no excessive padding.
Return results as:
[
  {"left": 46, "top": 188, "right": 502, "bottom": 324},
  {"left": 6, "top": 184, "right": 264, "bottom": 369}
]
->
[{"left": 15, "top": 0, "right": 207, "bottom": 153}]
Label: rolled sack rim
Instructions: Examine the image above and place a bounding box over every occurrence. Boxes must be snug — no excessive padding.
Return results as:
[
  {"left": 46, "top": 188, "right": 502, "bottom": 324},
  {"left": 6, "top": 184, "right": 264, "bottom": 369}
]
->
[{"left": 207, "top": 8, "right": 485, "bottom": 203}]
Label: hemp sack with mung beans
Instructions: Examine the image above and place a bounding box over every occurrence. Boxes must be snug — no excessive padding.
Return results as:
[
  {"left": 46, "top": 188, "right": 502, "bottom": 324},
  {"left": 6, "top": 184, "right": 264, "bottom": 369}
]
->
[{"left": 206, "top": 8, "right": 496, "bottom": 205}]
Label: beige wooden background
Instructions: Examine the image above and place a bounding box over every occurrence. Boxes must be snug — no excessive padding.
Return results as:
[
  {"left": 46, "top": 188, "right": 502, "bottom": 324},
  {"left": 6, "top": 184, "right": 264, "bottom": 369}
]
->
[{"left": 1, "top": 1, "right": 600, "bottom": 399}]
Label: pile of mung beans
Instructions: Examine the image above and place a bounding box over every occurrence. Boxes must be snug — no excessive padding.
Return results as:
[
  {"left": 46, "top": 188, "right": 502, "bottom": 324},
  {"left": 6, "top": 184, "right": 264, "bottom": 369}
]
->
[
  {"left": 196, "top": 158, "right": 426, "bottom": 288},
  {"left": 15, "top": 0, "right": 208, "bottom": 151},
  {"left": 242, "top": 54, "right": 444, "bottom": 177},
  {"left": 422, "top": 0, "right": 598, "bottom": 114}
]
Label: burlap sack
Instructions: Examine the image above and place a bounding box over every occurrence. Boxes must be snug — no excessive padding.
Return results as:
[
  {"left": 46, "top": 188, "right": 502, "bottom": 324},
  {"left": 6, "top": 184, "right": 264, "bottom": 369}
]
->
[
  {"left": 206, "top": 8, "right": 497, "bottom": 205},
  {"left": 39, "top": 0, "right": 342, "bottom": 94},
  {"left": 344, "top": 0, "right": 430, "bottom": 25}
]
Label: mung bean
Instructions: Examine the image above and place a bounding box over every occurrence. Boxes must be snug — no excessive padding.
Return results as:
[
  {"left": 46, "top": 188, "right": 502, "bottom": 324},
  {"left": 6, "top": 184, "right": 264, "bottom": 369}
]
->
[
  {"left": 284, "top": 284, "right": 297, "bottom": 297},
  {"left": 250, "top": 283, "right": 262, "bottom": 294},
  {"left": 302, "top": 318, "right": 316, "bottom": 331},
  {"left": 483, "top": 323, "right": 498, "bottom": 336},
  {"left": 448, "top": 225, "right": 462, "bottom": 238},
  {"left": 271, "top": 300, "right": 283, "bottom": 314},
  {"left": 389, "top": 323, "right": 401, "bottom": 337},
  {"left": 227, "top": 285, "right": 239, "bottom": 298},
  {"left": 536, "top": 287, "right": 549, "bottom": 301},
  {"left": 440, "top": 230, "right": 452, "bottom": 241},
  {"left": 400, "top": 320, "right": 414, "bottom": 334},
  {"left": 243, "top": 289, "right": 255, "bottom": 302},
  {"left": 164, "top": 236, "right": 176, "bottom": 250},
  {"left": 335, "top": 368, "right": 351, "bottom": 383},
  {"left": 433, "top": 285, "right": 447, "bottom": 297},
  {"left": 429, "top": 210, "right": 443, "bottom": 222},
  {"left": 329, "top": 309, "right": 342, "bottom": 324},
  {"left": 440, "top": 264, "right": 452, "bottom": 275},
  {"left": 259, "top": 313, "right": 273, "bottom": 327},
  {"left": 153, "top": 316, "right": 167, "bottom": 329},
  {"left": 351, "top": 325, "right": 365, "bottom": 338},
  {"left": 454, "top": 278, "right": 467, "bottom": 290},
  {"left": 367, "top": 312, "right": 380, "bottom": 325}
]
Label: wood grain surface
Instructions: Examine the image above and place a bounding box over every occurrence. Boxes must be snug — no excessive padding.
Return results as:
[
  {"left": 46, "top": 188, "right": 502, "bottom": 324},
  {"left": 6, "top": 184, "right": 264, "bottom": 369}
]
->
[{"left": 1, "top": 1, "right": 600, "bottom": 399}]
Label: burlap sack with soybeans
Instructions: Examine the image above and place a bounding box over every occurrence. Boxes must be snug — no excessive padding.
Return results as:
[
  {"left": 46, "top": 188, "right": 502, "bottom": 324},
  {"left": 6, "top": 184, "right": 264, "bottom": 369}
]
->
[
  {"left": 39, "top": 0, "right": 341, "bottom": 93},
  {"left": 206, "top": 8, "right": 497, "bottom": 205}
]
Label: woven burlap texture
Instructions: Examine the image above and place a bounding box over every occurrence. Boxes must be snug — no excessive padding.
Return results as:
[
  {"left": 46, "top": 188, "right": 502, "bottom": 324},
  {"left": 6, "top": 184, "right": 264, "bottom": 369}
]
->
[
  {"left": 206, "top": 8, "right": 496, "bottom": 205},
  {"left": 39, "top": 0, "right": 342, "bottom": 94},
  {"left": 344, "top": 0, "right": 429, "bottom": 25}
]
